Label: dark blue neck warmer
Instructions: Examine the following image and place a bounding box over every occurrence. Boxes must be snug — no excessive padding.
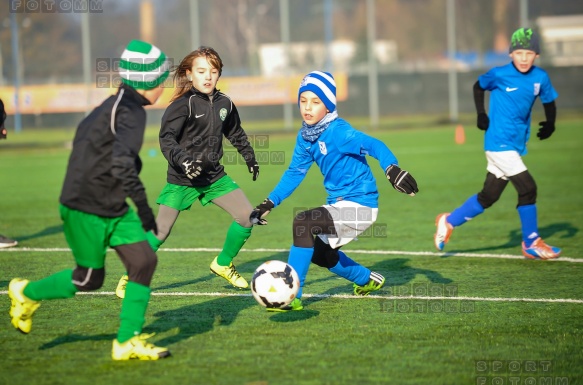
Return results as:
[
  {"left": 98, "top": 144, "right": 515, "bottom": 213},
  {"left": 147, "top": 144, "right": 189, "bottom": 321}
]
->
[{"left": 300, "top": 111, "right": 338, "bottom": 142}]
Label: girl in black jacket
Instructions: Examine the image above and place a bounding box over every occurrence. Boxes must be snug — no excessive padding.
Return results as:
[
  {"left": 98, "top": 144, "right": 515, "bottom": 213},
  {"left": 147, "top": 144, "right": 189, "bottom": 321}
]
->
[{"left": 116, "top": 46, "right": 259, "bottom": 296}]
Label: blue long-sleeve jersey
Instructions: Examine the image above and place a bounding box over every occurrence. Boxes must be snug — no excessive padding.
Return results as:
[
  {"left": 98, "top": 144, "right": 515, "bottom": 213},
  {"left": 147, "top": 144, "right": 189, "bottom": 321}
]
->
[
  {"left": 267, "top": 117, "right": 398, "bottom": 208},
  {"left": 479, "top": 62, "right": 558, "bottom": 155}
]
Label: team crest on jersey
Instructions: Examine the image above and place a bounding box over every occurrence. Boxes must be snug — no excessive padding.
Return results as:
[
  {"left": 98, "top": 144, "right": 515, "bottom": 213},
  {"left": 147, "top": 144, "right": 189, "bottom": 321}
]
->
[
  {"left": 533, "top": 83, "right": 540, "bottom": 96},
  {"left": 318, "top": 140, "right": 327, "bottom": 155},
  {"left": 220, "top": 108, "right": 228, "bottom": 121}
]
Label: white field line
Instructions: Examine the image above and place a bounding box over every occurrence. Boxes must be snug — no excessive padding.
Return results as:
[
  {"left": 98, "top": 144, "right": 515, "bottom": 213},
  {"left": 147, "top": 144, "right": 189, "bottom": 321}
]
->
[
  {"left": 1, "top": 247, "right": 581, "bottom": 263},
  {"left": 3, "top": 249, "right": 580, "bottom": 304},
  {"left": 0, "top": 290, "right": 581, "bottom": 304}
]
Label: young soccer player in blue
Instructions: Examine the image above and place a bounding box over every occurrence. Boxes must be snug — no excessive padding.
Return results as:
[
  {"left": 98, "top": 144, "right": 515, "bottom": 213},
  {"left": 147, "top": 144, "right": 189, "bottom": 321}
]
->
[
  {"left": 251, "top": 71, "right": 418, "bottom": 311},
  {"left": 434, "top": 27, "right": 561, "bottom": 260}
]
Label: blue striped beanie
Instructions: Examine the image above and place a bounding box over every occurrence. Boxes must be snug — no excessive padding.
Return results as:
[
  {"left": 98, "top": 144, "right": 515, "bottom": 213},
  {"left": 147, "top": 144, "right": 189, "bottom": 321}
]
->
[{"left": 298, "top": 71, "right": 337, "bottom": 112}]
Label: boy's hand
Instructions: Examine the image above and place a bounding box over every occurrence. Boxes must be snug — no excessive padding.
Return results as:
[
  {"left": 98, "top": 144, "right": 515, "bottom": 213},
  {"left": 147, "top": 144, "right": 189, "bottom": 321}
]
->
[
  {"left": 181, "top": 158, "right": 203, "bottom": 179},
  {"left": 537, "top": 121, "right": 555, "bottom": 140},
  {"left": 386, "top": 165, "right": 419, "bottom": 196},
  {"left": 477, "top": 112, "right": 489, "bottom": 131},
  {"left": 250, "top": 198, "right": 274, "bottom": 225},
  {"left": 247, "top": 161, "right": 260, "bottom": 181}
]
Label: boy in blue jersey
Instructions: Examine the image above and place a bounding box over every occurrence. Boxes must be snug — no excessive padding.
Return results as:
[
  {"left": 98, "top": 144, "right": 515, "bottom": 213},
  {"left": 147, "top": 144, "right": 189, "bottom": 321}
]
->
[
  {"left": 251, "top": 71, "right": 418, "bottom": 311},
  {"left": 434, "top": 27, "right": 560, "bottom": 260}
]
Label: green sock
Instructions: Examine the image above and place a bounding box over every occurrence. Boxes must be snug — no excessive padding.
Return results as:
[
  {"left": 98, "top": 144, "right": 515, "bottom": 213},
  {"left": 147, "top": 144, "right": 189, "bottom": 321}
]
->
[
  {"left": 216, "top": 222, "right": 252, "bottom": 266},
  {"left": 146, "top": 231, "right": 164, "bottom": 252},
  {"left": 23, "top": 269, "right": 78, "bottom": 301},
  {"left": 117, "top": 281, "right": 151, "bottom": 343}
]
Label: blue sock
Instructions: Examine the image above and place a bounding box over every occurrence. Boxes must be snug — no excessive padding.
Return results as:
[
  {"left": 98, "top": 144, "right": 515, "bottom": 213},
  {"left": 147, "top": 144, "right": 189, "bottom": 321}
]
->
[
  {"left": 517, "top": 204, "right": 539, "bottom": 247},
  {"left": 329, "top": 251, "right": 370, "bottom": 286},
  {"left": 447, "top": 194, "right": 485, "bottom": 227},
  {"left": 287, "top": 245, "right": 313, "bottom": 299}
]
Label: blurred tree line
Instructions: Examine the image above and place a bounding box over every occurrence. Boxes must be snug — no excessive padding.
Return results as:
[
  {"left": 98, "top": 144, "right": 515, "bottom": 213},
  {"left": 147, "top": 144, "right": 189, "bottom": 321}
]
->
[{"left": 0, "top": 0, "right": 581, "bottom": 84}]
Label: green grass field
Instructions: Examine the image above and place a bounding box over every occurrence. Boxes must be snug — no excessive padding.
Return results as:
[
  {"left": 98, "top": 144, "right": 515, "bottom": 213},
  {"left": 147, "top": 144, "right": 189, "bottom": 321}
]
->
[{"left": 1, "top": 117, "right": 582, "bottom": 385}]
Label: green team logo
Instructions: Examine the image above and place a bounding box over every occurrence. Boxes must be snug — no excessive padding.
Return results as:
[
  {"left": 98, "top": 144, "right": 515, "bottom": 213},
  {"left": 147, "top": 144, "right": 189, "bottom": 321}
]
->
[
  {"left": 511, "top": 28, "right": 533, "bottom": 50},
  {"left": 220, "top": 108, "right": 228, "bottom": 121}
]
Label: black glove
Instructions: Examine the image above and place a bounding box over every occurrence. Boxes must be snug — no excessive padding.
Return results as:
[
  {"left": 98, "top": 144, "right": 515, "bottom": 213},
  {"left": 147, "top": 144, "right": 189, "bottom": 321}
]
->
[
  {"left": 386, "top": 165, "right": 419, "bottom": 196},
  {"left": 537, "top": 121, "right": 555, "bottom": 140},
  {"left": 135, "top": 200, "right": 158, "bottom": 235},
  {"left": 477, "top": 112, "right": 489, "bottom": 131},
  {"left": 250, "top": 198, "right": 274, "bottom": 225},
  {"left": 181, "top": 157, "right": 203, "bottom": 179},
  {"left": 247, "top": 160, "right": 260, "bottom": 181}
]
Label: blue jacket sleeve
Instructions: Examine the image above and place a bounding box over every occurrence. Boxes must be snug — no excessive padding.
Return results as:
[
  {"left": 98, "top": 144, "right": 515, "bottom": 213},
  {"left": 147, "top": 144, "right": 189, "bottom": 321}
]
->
[
  {"left": 267, "top": 135, "right": 313, "bottom": 207},
  {"left": 337, "top": 128, "right": 398, "bottom": 172},
  {"left": 478, "top": 67, "right": 497, "bottom": 91},
  {"left": 539, "top": 70, "right": 558, "bottom": 104}
]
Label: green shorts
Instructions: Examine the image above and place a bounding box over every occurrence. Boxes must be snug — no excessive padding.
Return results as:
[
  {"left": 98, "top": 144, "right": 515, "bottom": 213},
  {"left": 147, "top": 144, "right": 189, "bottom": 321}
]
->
[
  {"left": 156, "top": 175, "right": 240, "bottom": 211},
  {"left": 59, "top": 204, "right": 147, "bottom": 268}
]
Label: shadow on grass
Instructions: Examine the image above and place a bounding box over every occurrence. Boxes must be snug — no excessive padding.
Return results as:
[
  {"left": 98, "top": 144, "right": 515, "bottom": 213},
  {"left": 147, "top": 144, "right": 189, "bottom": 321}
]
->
[
  {"left": 152, "top": 256, "right": 275, "bottom": 291},
  {"left": 39, "top": 333, "right": 115, "bottom": 350},
  {"left": 36, "top": 296, "right": 259, "bottom": 350},
  {"left": 148, "top": 296, "right": 258, "bottom": 346},
  {"left": 13, "top": 224, "right": 63, "bottom": 243},
  {"left": 37, "top": 296, "right": 260, "bottom": 350},
  {"left": 147, "top": 255, "right": 315, "bottom": 345},
  {"left": 38, "top": 257, "right": 294, "bottom": 350},
  {"left": 291, "top": 257, "right": 453, "bottom": 309},
  {"left": 445, "top": 222, "right": 577, "bottom": 254},
  {"left": 268, "top": 309, "right": 320, "bottom": 322}
]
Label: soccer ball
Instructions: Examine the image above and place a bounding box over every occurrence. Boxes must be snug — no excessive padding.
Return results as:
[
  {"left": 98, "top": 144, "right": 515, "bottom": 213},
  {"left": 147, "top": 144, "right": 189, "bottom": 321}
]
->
[{"left": 251, "top": 260, "right": 300, "bottom": 309}]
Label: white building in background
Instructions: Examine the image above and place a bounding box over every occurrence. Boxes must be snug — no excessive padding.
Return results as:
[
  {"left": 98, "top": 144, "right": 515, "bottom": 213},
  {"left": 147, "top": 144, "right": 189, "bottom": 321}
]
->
[
  {"left": 537, "top": 14, "right": 583, "bottom": 66},
  {"left": 258, "top": 40, "right": 397, "bottom": 76}
]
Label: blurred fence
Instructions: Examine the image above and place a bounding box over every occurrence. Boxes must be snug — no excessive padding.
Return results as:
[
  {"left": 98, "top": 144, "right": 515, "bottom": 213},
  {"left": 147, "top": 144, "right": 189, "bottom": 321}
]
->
[
  {"left": 1, "top": 0, "right": 582, "bottom": 130},
  {"left": 4, "top": 66, "right": 581, "bottom": 132}
]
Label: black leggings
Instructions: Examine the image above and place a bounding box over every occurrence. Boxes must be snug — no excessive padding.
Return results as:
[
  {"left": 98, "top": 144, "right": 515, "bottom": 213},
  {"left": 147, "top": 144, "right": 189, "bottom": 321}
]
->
[
  {"left": 477, "top": 171, "right": 537, "bottom": 209},
  {"left": 293, "top": 207, "right": 341, "bottom": 268},
  {"left": 292, "top": 207, "right": 337, "bottom": 248}
]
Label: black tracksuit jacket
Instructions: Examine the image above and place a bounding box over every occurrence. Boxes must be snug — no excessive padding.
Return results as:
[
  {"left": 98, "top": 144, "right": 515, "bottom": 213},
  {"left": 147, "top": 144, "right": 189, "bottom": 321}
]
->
[
  {"left": 159, "top": 87, "right": 256, "bottom": 187},
  {"left": 60, "top": 84, "right": 151, "bottom": 217}
]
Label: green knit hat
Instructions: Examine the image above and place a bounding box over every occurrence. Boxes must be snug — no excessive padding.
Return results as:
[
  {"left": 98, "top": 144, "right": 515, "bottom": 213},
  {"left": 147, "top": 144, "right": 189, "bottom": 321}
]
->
[
  {"left": 509, "top": 27, "right": 540, "bottom": 54},
  {"left": 119, "top": 40, "right": 170, "bottom": 90}
]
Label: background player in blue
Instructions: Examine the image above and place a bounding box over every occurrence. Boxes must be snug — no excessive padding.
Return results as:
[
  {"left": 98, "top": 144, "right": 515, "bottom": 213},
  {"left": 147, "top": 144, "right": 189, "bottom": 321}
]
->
[
  {"left": 251, "top": 71, "right": 418, "bottom": 311},
  {"left": 434, "top": 27, "right": 560, "bottom": 260}
]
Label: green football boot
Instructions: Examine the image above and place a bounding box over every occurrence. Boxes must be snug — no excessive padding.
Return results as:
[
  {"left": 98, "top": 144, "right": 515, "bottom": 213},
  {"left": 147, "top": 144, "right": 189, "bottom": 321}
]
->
[
  {"left": 210, "top": 257, "right": 249, "bottom": 289},
  {"left": 353, "top": 271, "right": 385, "bottom": 296},
  {"left": 8, "top": 278, "right": 40, "bottom": 334},
  {"left": 266, "top": 298, "right": 303, "bottom": 312},
  {"left": 112, "top": 333, "right": 171, "bottom": 361}
]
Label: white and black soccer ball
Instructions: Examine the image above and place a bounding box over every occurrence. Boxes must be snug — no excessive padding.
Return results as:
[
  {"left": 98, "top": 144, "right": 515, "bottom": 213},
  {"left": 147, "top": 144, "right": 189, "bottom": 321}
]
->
[{"left": 251, "top": 260, "right": 300, "bottom": 309}]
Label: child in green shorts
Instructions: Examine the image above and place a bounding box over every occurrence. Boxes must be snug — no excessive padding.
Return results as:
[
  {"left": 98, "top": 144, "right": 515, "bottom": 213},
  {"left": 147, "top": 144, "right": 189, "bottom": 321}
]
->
[
  {"left": 116, "top": 46, "right": 259, "bottom": 297},
  {"left": 8, "top": 40, "right": 172, "bottom": 360}
]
